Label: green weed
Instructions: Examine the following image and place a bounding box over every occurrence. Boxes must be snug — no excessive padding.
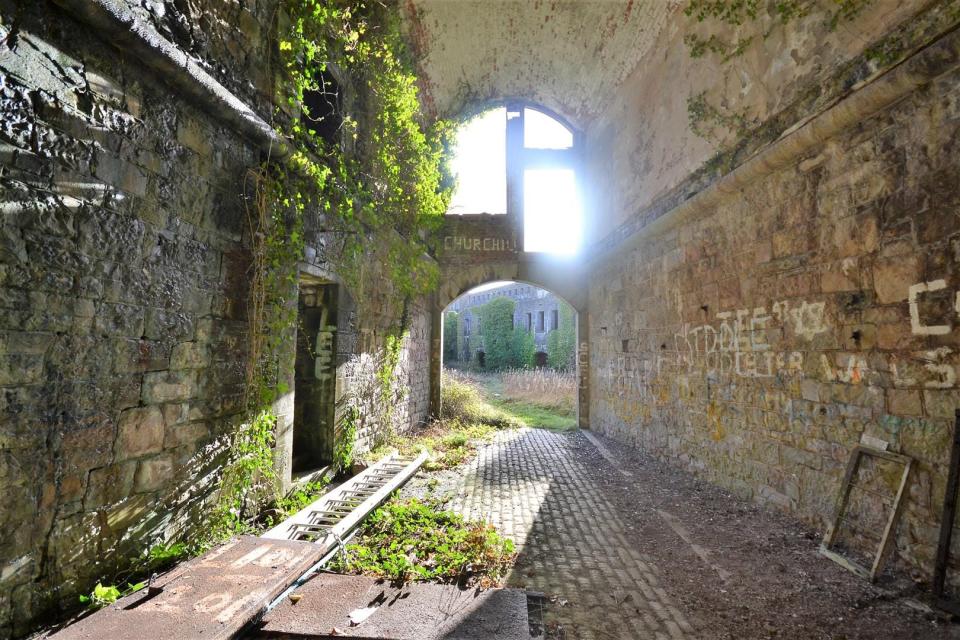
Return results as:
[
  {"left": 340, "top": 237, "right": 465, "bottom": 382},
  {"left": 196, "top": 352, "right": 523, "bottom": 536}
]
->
[{"left": 332, "top": 498, "right": 515, "bottom": 587}]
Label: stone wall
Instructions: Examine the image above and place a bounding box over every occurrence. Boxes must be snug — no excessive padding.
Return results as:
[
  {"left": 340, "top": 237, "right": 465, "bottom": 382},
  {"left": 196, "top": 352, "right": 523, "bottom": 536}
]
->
[
  {"left": 588, "top": 58, "right": 960, "bottom": 578},
  {"left": 0, "top": 1, "right": 432, "bottom": 635}
]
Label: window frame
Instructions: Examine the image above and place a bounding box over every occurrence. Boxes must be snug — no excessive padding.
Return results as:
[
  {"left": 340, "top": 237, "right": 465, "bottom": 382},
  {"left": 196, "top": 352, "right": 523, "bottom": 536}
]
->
[
  {"left": 447, "top": 101, "right": 582, "bottom": 254},
  {"left": 507, "top": 102, "right": 581, "bottom": 254}
]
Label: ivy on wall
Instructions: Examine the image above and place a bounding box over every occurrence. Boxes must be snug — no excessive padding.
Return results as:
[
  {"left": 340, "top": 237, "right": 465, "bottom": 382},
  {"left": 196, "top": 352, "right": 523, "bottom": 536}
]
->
[
  {"left": 212, "top": 0, "right": 455, "bottom": 535},
  {"left": 682, "top": 0, "right": 876, "bottom": 144},
  {"left": 683, "top": 0, "right": 875, "bottom": 64}
]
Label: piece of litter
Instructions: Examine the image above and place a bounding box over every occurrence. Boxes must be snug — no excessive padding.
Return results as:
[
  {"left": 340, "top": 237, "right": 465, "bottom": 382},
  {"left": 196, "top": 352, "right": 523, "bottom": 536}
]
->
[
  {"left": 348, "top": 606, "right": 378, "bottom": 626},
  {"left": 289, "top": 593, "right": 302, "bottom": 604}
]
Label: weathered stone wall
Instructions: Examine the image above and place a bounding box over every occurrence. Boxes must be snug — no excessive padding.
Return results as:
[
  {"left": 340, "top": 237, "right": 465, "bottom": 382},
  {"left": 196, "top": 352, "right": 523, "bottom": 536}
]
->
[
  {"left": 335, "top": 300, "right": 432, "bottom": 455},
  {"left": 588, "top": 58, "right": 960, "bottom": 577},
  {"left": 581, "top": 0, "right": 940, "bottom": 245},
  {"left": 0, "top": 1, "right": 432, "bottom": 636},
  {"left": 0, "top": 2, "right": 261, "bottom": 632}
]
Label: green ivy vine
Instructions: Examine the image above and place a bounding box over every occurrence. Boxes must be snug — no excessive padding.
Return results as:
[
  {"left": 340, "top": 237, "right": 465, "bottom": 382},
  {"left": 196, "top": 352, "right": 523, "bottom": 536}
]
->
[
  {"left": 209, "top": 0, "right": 454, "bottom": 537},
  {"left": 684, "top": 0, "right": 874, "bottom": 63},
  {"left": 683, "top": 0, "right": 877, "bottom": 143}
]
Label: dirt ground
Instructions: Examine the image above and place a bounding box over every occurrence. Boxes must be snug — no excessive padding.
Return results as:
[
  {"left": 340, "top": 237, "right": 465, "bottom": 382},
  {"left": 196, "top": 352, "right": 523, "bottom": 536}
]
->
[
  {"left": 403, "top": 427, "right": 960, "bottom": 639},
  {"left": 584, "top": 430, "right": 960, "bottom": 640}
]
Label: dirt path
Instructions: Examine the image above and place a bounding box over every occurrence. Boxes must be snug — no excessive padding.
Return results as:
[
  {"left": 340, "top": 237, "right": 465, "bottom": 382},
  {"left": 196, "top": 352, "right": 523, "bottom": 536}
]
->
[{"left": 401, "top": 428, "right": 959, "bottom": 639}]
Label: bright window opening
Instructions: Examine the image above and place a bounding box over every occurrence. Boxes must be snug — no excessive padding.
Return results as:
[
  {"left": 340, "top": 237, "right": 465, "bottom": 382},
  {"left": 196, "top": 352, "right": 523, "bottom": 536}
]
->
[
  {"left": 446, "top": 103, "right": 581, "bottom": 255},
  {"left": 524, "top": 108, "right": 573, "bottom": 149},
  {"left": 524, "top": 169, "right": 581, "bottom": 255},
  {"left": 446, "top": 108, "right": 506, "bottom": 215}
]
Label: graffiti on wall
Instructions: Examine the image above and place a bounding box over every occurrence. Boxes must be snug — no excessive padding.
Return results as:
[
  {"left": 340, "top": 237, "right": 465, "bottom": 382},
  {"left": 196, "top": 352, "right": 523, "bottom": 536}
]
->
[
  {"left": 909, "top": 279, "right": 959, "bottom": 336},
  {"left": 672, "top": 299, "right": 828, "bottom": 379}
]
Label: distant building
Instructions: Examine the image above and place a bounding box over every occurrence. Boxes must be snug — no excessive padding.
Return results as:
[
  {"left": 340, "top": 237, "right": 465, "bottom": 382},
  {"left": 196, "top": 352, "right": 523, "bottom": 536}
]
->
[{"left": 446, "top": 283, "right": 564, "bottom": 364}]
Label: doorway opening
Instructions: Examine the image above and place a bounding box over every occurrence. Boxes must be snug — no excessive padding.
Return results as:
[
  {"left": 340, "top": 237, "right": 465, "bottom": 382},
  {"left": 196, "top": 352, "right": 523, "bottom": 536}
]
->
[{"left": 293, "top": 280, "right": 339, "bottom": 475}]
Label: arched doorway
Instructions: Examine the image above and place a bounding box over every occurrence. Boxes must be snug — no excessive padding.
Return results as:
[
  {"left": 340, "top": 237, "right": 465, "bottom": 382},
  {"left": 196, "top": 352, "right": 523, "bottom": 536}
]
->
[
  {"left": 433, "top": 276, "right": 587, "bottom": 428},
  {"left": 430, "top": 99, "right": 591, "bottom": 428}
]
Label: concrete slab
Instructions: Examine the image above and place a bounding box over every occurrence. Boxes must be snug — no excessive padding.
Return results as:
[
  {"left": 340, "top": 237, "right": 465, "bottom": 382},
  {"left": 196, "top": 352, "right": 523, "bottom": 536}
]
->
[
  {"left": 50, "top": 536, "right": 323, "bottom": 640},
  {"left": 255, "top": 573, "right": 529, "bottom": 639}
]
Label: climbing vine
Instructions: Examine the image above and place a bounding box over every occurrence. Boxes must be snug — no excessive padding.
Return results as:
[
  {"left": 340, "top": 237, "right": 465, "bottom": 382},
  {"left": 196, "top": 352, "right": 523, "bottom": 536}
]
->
[
  {"left": 682, "top": 0, "right": 877, "bottom": 143},
  {"left": 683, "top": 0, "right": 875, "bottom": 63},
  {"left": 208, "top": 0, "right": 454, "bottom": 535},
  {"left": 276, "top": 0, "right": 454, "bottom": 311}
]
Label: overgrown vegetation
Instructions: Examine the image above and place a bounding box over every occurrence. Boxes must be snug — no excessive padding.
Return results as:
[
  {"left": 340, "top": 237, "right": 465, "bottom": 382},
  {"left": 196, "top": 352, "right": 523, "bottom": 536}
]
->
[
  {"left": 73, "top": 6, "right": 455, "bottom": 608},
  {"left": 262, "top": 477, "right": 333, "bottom": 528},
  {"left": 477, "top": 298, "right": 518, "bottom": 370},
  {"left": 443, "top": 311, "right": 459, "bottom": 362},
  {"left": 368, "top": 373, "right": 520, "bottom": 471},
  {"left": 683, "top": 0, "right": 875, "bottom": 63},
  {"left": 546, "top": 302, "right": 576, "bottom": 371},
  {"left": 474, "top": 369, "right": 578, "bottom": 432},
  {"left": 208, "top": 0, "right": 456, "bottom": 542},
  {"left": 444, "top": 297, "right": 576, "bottom": 371},
  {"left": 78, "top": 542, "right": 190, "bottom": 610},
  {"left": 331, "top": 498, "right": 516, "bottom": 587}
]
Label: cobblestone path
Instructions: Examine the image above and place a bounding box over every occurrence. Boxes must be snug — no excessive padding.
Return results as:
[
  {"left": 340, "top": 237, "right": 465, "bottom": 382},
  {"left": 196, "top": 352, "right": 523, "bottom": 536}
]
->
[{"left": 448, "top": 428, "right": 696, "bottom": 640}]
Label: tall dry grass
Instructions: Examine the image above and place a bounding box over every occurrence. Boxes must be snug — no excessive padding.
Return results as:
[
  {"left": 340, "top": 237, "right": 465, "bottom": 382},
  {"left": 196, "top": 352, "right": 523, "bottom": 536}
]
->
[
  {"left": 440, "top": 369, "right": 518, "bottom": 428},
  {"left": 499, "top": 368, "right": 576, "bottom": 415}
]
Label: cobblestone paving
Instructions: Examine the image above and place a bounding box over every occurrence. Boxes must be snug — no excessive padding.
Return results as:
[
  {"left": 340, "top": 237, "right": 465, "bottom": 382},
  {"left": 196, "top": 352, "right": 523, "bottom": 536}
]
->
[{"left": 448, "top": 428, "right": 696, "bottom": 640}]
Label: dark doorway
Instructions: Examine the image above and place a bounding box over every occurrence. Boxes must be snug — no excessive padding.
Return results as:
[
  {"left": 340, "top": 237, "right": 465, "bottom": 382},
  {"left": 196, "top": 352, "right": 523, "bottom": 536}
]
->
[
  {"left": 534, "top": 351, "right": 548, "bottom": 367},
  {"left": 293, "top": 282, "right": 338, "bottom": 474}
]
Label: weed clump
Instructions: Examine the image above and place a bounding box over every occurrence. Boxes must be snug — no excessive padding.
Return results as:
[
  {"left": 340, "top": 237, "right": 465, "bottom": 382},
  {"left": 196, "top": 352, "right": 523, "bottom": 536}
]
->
[
  {"left": 333, "top": 498, "right": 515, "bottom": 587},
  {"left": 441, "top": 372, "right": 517, "bottom": 428}
]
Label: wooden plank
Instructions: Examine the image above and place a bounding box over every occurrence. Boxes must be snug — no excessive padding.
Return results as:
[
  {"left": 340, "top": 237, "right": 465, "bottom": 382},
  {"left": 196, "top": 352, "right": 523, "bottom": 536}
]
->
[
  {"left": 872, "top": 457, "right": 912, "bottom": 580},
  {"left": 822, "top": 446, "right": 864, "bottom": 548},
  {"left": 933, "top": 409, "right": 960, "bottom": 600},
  {"left": 819, "top": 446, "right": 913, "bottom": 583},
  {"left": 50, "top": 536, "right": 323, "bottom": 640}
]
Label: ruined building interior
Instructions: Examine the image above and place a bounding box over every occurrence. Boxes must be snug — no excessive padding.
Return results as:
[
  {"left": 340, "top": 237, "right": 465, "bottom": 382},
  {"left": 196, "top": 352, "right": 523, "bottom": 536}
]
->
[{"left": 4, "top": 0, "right": 960, "bottom": 638}]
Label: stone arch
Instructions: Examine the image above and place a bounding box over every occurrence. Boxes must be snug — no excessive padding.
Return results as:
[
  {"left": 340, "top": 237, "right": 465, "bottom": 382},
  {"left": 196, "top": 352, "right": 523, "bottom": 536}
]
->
[{"left": 430, "top": 261, "right": 590, "bottom": 428}]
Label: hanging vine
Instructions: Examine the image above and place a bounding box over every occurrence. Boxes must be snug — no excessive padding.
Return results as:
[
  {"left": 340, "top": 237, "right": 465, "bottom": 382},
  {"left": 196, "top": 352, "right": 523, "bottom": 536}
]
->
[
  {"left": 682, "top": 0, "right": 878, "bottom": 144},
  {"left": 209, "top": 0, "right": 455, "bottom": 535}
]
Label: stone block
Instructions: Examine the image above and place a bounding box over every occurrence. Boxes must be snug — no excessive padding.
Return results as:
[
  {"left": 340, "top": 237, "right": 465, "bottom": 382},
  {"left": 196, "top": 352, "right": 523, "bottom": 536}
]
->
[
  {"left": 171, "top": 342, "right": 209, "bottom": 370},
  {"left": 164, "top": 421, "right": 210, "bottom": 448},
  {"left": 800, "top": 379, "right": 820, "bottom": 402},
  {"left": 0, "top": 354, "right": 43, "bottom": 386},
  {"left": 61, "top": 424, "right": 116, "bottom": 475},
  {"left": 144, "top": 309, "right": 195, "bottom": 342},
  {"left": 104, "top": 493, "right": 152, "bottom": 532},
  {"left": 176, "top": 117, "right": 214, "bottom": 157},
  {"left": 887, "top": 389, "right": 923, "bottom": 417},
  {"left": 93, "top": 302, "right": 144, "bottom": 337},
  {"left": 133, "top": 455, "right": 173, "bottom": 493},
  {"left": 923, "top": 389, "right": 960, "bottom": 419},
  {"left": 781, "top": 445, "right": 822, "bottom": 471},
  {"left": 116, "top": 406, "right": 165, "bottom": 460},
  {"left": 872, "top": 255, "right": 920, "bottom": 304},
  {"left": 84, "top": 462, "right": 136, "bottom": 509},
  {"left": 141, "top": 371, "right": 196, "bottom": 404}
]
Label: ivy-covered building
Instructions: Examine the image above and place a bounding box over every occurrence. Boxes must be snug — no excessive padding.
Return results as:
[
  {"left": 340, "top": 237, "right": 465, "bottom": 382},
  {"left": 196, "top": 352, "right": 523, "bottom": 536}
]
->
[{"left": 446, "top": 283, "right": 575, "bottom": 368}]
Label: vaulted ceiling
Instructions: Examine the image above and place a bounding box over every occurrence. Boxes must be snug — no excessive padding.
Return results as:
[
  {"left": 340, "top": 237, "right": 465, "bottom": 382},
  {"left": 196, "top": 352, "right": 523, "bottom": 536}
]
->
[{"left": 400, "top": 0, "right": 677, "bottom": 128}]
